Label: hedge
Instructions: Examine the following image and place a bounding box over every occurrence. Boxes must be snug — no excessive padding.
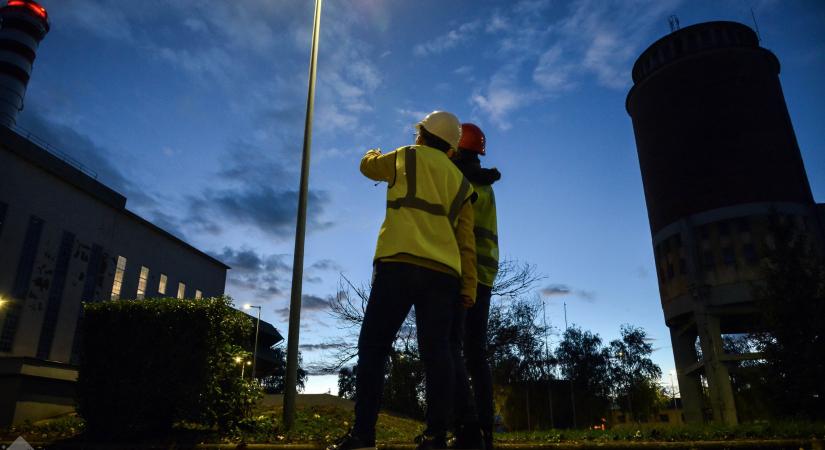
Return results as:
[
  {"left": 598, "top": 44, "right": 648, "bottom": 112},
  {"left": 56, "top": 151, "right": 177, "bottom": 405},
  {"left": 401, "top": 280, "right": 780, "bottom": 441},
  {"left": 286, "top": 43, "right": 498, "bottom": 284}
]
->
[{"left": 76, "top": 296, "right": 261, "bottom": 438}]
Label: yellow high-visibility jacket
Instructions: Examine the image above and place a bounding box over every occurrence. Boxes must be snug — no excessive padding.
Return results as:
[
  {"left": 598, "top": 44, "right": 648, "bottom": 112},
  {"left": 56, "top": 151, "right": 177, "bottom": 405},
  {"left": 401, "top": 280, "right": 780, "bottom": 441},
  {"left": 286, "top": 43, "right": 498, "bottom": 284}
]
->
[
  {"left": 360, "top": 145, "right": 478, "bottom": 302},
  {"left": 472, "top": 183, "right": 499, "bottom": 287}
]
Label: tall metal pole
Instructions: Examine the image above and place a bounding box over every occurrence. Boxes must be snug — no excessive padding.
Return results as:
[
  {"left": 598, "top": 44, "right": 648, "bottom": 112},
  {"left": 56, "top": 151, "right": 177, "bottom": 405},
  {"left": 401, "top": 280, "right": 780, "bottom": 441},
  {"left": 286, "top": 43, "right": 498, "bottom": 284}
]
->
[
  {"left": 252, "top": 305, "right": 261, "bottom": 380},
  {"left": 283, "top": 0, "right": 322, "bottom": 431},
  {"left": 564, "top": 301, "right": 577, "bottom": 428},
  {"left": 542, "top": 299, "right": 554, "bottom": 428}
]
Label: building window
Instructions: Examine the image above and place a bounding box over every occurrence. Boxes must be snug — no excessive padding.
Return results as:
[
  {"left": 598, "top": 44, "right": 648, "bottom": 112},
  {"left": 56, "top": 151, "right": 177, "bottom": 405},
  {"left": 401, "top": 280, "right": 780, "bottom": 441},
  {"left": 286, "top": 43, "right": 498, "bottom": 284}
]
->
[
  {"left": 743, "top": 243, "right": 758, "bottom": 264},
  {"left": 136, "top": 266, "right": 149, "bottom": 299},
  {"left": 722, "top": 247, "right": 736, "bottom": 266},
  {"left": 701, "top": 250, "right": 715, "bottom": 270},
  {"left": 111, "top": 256, "right": 127, "bottom": 300},
  {"left": 177, "top": 282, "right": 186, "bottom": 299},
  {"left": 195, "top": 289, "right": 202, "bottom": 299},
  {"left": 158, "top": 274, "right": 168, "bottom": 295}
]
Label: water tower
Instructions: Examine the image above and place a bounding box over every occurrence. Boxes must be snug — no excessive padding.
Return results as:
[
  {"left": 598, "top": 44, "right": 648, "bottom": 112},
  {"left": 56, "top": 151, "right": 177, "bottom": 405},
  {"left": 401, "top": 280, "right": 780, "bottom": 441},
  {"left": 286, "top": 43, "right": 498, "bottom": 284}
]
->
[
  {"left": 0, "top": 0, "right": 49, "bottom": 127},
  {"left": 627, "top": 21, "right": 822, "bottom": 424}
]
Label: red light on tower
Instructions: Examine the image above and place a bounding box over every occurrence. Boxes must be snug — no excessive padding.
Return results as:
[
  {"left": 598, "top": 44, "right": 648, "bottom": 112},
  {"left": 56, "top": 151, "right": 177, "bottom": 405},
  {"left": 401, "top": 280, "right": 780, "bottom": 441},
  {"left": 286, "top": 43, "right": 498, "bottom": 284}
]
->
[{"left": 7, "top": 0, "right": 48, "bottom": 20}]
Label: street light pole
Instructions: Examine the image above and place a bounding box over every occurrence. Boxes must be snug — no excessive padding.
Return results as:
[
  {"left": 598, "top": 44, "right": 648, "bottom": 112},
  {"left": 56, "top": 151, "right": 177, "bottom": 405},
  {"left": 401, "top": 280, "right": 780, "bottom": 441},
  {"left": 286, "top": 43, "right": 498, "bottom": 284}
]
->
[
  {"left": 669, "top": 370, "right": 677, "bottom": 409},
  {"left": 284, "top": 0, "right": 323, "bottom": 431},
  {"left": 564, "top": 301, "right": 577, "bottom": 428},
  {"left": 244, "top": 304, "right": 262, "bottom": 381}
]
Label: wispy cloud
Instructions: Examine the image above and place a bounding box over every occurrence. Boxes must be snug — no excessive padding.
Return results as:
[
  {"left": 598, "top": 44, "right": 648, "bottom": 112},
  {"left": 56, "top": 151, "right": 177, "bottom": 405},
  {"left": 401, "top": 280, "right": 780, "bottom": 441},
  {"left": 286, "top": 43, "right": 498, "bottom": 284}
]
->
[
  {"left": 413, "top": 20, "right": 482, "bottom": 56},
  {"left": 541, "top": 283, "right": 597, "bottom": 302},
  {"left": 471, "top": 0, "right": 682, "bottom": 127}
]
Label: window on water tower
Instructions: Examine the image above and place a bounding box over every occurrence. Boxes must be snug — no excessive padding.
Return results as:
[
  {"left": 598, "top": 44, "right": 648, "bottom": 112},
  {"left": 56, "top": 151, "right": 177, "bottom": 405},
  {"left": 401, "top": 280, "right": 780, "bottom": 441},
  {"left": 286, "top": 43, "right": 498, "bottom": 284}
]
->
[
  {"left": 158, "top": 274, "right": 167, "bottom": 295},
  {"left": 177, "top": 282, "right": 186, "bottom": 299},
  {"left": 111, "top": 256, "right": 127, "bottom": 300},
  {"left": 136, "top": 266, "right": 149, "bottom": 299}
]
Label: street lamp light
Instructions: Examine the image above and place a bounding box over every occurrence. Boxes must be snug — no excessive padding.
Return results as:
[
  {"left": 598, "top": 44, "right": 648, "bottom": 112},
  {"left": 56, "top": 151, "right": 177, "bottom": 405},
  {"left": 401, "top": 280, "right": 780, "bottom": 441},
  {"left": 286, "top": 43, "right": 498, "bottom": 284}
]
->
[{"left": 244, "top": 303, "right": 262, "bottom": 381}]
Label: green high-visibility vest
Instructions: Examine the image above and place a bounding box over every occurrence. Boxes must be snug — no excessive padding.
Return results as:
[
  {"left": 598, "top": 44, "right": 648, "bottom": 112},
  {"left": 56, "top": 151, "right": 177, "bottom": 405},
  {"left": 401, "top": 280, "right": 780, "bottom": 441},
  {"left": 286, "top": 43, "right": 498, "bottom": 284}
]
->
[
  {"left": 473, "top": 183, "right": 499, "bottom": 287},
  {"left": 374, "top": 145, "right": 474, "bottom": 276}
]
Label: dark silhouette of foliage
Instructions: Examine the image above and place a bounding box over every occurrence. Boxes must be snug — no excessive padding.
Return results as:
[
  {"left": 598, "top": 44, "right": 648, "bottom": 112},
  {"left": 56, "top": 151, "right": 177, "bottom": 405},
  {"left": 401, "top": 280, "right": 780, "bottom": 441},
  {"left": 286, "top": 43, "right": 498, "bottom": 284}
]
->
[
  {"left": 751, "top": 216, "right": 825, "bottom": 420},
  {"left": 607, "top": 324, "right": 663, "bottom": 421},
  {"left": 258, "top": 347, "right": 308, "bottom": 394}
]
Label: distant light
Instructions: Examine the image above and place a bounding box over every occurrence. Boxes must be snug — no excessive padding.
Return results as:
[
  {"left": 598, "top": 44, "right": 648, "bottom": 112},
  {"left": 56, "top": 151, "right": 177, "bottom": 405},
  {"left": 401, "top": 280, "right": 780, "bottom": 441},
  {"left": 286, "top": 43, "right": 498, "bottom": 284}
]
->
[
  {"left": 234, "top": 356, "right": 242, "bottom": 363},
  {"left": 0, "top": 296, "right": 7, "bottom": 309},
  {"left": 243, "top": 303, "right": 251, "bottom": 310},
  {"left": 6, "top": 0, "right": 48, "bottom": 21}
]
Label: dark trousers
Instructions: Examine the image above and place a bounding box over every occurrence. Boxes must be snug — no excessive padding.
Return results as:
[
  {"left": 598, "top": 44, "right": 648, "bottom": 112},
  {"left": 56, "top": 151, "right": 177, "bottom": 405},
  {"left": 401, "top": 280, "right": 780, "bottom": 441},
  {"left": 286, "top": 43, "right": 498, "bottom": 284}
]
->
[
  {"left": 353, "top": 262, "right": 460, "bottom": 441},
  {"left": 452, "top": 283, "right": 494, "bottom": 429}
]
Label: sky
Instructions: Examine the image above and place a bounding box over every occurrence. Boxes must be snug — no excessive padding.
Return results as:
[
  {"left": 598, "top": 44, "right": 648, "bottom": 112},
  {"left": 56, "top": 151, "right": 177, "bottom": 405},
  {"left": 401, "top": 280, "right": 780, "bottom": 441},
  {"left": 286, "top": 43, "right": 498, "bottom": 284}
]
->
[{"left": 17, "top": 0, "right": 825, "bottom": 394}]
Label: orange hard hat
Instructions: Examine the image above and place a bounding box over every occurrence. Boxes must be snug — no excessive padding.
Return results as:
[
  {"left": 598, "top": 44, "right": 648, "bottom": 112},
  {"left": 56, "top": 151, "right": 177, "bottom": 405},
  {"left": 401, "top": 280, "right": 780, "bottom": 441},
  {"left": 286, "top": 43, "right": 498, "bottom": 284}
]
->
[{"left": 459, "top": 123, "right": 486, "bottom": 155}]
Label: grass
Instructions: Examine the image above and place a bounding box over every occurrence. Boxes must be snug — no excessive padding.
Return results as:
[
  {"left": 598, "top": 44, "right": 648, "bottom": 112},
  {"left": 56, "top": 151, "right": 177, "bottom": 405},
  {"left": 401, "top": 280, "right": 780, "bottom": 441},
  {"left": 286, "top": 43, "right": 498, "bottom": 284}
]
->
[{"left": 2, "top": 406, "right": 824, "bottom": 446}]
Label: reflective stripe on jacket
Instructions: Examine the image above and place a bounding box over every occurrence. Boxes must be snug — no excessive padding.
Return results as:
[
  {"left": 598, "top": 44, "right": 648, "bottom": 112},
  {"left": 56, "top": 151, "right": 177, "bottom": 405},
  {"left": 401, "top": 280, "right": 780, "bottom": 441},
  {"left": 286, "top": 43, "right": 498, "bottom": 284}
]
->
[
  {"left": 472, "top": 183, "right": 499, "bottom": 287},
  {"left": 373, "top": 145, "right": 474, "bottom": 277}
]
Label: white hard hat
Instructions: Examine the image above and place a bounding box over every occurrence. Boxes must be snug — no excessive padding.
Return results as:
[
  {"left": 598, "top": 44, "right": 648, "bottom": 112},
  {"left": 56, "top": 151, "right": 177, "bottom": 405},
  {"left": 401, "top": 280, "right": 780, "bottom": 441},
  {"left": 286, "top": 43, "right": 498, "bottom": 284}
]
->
[{"left": 416, "top": 111, "right": 462, "bottom": 150}]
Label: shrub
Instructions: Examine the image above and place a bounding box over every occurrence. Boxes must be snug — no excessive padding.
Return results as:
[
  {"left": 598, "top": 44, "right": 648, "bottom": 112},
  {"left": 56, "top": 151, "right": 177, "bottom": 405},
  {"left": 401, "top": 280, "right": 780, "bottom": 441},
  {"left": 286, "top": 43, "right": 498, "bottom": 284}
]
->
[{"left": 76, "top": 296, "right": 261, "bottom": 438}]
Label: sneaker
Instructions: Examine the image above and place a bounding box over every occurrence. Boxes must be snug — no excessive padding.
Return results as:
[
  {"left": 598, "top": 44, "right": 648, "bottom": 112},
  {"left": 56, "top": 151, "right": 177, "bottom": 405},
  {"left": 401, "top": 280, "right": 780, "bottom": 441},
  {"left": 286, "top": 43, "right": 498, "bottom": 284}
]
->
[
  {"left": 448, "top": 424, "right": 484, "bottom": 450},
  {"left": 415, "top": 433, "right": 448, "bottom": 450},
  {"left": 326, "top": 430, "right": 376, "bottom": 450}
]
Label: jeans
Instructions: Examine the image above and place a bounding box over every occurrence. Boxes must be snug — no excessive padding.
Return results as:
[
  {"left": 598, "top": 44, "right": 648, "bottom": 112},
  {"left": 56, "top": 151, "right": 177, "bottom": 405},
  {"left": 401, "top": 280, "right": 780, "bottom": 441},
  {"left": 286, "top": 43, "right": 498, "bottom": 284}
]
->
[
  {"left": 452, "top": 283, "right": 494, "bottom": 429},
  {"left": 353, "top": 262, "right": 461, "bottom": 441}
]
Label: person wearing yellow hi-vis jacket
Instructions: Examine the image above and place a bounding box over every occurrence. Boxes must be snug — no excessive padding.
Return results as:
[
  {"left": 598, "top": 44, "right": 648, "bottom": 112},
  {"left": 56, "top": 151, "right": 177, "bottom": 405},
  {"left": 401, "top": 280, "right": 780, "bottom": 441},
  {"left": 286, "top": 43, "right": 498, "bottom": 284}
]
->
[
  {"left": 328, "top": 111, "right": 478, "bottom": 450},
  {"left": 450, "top": 123, "right": 500, "bottom": 450}
]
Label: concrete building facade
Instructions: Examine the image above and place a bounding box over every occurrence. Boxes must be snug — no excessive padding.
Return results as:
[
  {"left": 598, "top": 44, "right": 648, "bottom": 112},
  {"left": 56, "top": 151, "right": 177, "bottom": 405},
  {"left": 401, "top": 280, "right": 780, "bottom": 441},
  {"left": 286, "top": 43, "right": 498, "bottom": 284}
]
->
[
  {"left": 0, "top": 124, "right": 230, "bottom": 425},
  {"left": 626, "top": 21, "right": 824, "bottom": 424}
]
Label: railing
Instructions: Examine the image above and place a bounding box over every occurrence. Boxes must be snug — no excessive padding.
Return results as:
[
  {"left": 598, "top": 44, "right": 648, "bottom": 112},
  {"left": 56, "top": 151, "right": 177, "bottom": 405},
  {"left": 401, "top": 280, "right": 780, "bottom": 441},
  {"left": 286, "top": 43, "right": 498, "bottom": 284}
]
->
[{"left": 9, "top": 123, "right": 99, "bottom": 179}]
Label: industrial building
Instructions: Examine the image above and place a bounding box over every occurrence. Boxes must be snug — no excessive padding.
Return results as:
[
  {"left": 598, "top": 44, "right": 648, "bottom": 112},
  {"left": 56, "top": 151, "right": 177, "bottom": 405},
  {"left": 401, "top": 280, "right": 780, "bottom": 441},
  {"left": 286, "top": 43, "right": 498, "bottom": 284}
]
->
[
  {"left": 626, "top": 21, "right": 825, "bottom": 424},
  {"left": 0, "top": 0, "right": 282, "bottom": 426}
]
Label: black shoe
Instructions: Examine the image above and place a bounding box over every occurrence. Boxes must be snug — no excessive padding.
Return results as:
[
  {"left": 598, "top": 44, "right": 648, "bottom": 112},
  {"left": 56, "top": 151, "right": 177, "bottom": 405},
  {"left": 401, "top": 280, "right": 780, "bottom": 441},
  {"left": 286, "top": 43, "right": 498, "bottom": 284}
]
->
[
  {"left": 448, "top": 424, "right": 484, "bottom": 450},
  {"left": 416, "top": 433, "right": 448, "bottom": 450},
  {"left": 326, "top": 430, "right": 376, "bottom": 450}
]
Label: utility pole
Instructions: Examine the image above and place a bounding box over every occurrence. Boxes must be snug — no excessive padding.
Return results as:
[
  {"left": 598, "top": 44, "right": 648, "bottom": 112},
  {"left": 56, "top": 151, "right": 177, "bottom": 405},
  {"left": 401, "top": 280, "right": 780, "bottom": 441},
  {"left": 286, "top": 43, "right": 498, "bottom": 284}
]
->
[
  {"left": 542, "top": 299, "right": 555, "bottom": 428},
  {"left": 565, "top": 301, "right": 577, "bottom": 428},
  {"left": 283, "top": 0, "right": 323, "bottom": 431}
]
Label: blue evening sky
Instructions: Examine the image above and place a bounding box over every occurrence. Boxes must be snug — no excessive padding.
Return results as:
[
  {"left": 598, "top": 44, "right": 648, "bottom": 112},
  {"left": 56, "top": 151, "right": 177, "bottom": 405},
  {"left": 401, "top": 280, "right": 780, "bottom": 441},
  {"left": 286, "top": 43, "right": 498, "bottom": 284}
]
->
[{"left": 19, "top": 0, "right": 825, "bottom": 394}]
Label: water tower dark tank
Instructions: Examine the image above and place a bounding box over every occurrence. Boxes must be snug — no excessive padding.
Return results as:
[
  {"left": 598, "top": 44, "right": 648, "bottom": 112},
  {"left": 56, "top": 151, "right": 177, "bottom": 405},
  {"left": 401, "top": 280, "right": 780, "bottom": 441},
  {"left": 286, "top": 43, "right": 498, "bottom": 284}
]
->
[{"left": 627, "top": 21, "right": 820, "bottom": 426}]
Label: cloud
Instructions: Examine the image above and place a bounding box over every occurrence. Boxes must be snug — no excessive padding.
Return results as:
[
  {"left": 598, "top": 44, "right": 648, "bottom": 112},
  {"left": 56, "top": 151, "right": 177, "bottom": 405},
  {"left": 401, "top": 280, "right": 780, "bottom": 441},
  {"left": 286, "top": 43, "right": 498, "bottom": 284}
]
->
[
  {"left": 532, "top": 44, "right": 576, "bottom": 92},
  {"left": 541, "top": 283, "right": 597, "bottom": 302},
  {"left": 299, "top": 342, "right": 348, "bottom": 351},
  {"left": 471, "top": 0, "right": 682, "bottom": 126},
  {"left": 310, "top": 259, "right": 342, "bottom": 272},
  {"left": 274, "top": 294, "right": 331, "bottom": 320},
  {"left": 212, "top": 247, "right": 291, "bottom": 300},
  {"left": 542, "top": 284, "right": 571, "bottom": 297},
  {"left": 471, "top": 66, "right": 534, "bottom": 130},
  {"left": 413, "top": 20, "right": 482, "bottom": 56}
]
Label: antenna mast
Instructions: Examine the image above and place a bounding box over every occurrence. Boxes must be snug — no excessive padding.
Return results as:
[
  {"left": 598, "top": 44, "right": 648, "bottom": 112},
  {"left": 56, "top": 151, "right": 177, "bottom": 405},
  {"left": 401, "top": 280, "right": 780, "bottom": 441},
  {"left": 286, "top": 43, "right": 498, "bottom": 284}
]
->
[{"left": 668, "top": 15, "right": 680, "bottom": 33}]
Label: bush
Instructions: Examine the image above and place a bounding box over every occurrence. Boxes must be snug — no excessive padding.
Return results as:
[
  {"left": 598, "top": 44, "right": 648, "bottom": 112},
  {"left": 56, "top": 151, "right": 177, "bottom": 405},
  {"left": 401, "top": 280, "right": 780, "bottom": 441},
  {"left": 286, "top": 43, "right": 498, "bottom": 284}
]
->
[{"left": 76, "top": 296, "right": 262, "bottom": 438}]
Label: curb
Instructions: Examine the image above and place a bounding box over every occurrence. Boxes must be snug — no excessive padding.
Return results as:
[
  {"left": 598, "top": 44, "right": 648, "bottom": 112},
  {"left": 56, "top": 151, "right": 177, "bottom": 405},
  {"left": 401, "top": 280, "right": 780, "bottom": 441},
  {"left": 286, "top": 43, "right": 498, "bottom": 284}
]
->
[{"left": 24, "top": 438, "right": 822, "bottom": 450}]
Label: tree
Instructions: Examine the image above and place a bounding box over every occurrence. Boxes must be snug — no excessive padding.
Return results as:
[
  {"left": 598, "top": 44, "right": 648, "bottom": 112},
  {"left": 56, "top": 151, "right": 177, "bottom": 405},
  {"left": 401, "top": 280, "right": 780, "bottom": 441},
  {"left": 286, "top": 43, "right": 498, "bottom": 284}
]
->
[
  {"left": 487, "top": 295, "right": 553, "bottom": 385},
  {"left": 751, "top": 216, "right": 825, "bottom": 420},
  {"left": 258, "top": 347, "right": 308, "bottom": 394},
  {"left": 555, "top": 325, "right": 611, "bottom": 425},
  {"left": 607, "top": 324, "right": 663, "bottom": 421},
  {"left": 338, "top": 366, "right": 356, "bottom": 400}
]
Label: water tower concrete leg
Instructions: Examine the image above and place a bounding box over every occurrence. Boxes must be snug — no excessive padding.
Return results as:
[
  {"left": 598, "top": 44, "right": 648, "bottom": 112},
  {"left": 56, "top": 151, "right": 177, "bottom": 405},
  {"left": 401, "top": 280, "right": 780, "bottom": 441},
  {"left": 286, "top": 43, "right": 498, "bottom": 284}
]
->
[
  {"left": 696, "top": 313, "right": 738, "bottom": 425},
  {"left": 670, "top": 326, "right": 704, "bottom": 423}
]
